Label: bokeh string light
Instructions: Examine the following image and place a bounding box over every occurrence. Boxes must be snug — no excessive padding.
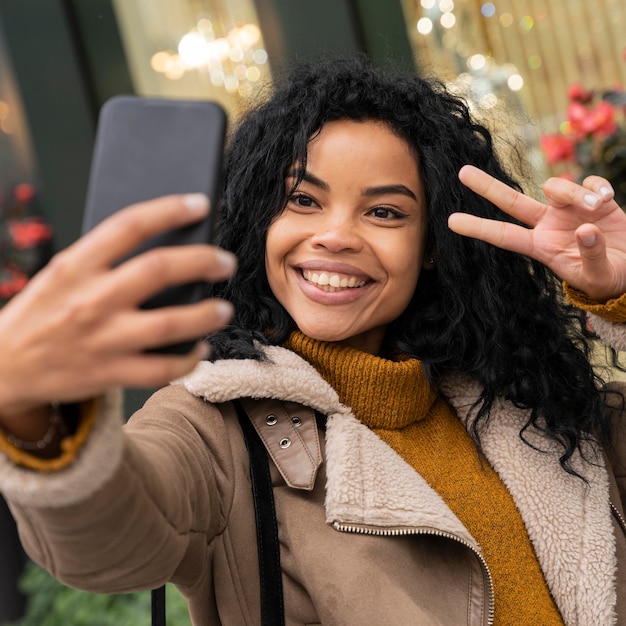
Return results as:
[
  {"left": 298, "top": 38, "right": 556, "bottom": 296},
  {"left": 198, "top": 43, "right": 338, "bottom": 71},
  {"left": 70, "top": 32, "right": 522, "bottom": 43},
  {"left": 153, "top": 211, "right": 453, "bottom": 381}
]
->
[
  {"left": 149, "top": 19, "right": 268, "bottom": 99},
  {"left": 413, "top": 0, "right": 525, "bottom": 114}
]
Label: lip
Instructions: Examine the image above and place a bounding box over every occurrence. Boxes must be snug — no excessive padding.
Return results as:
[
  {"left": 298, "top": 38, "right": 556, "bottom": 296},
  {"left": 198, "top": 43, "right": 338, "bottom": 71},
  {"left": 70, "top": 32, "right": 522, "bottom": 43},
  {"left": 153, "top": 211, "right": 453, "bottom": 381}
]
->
[
  {"left": 292, "top": 262, "right": 374, "bottom": 305},
  {"left": 296, "top": 260, "right": 371, "bottom": 281}
]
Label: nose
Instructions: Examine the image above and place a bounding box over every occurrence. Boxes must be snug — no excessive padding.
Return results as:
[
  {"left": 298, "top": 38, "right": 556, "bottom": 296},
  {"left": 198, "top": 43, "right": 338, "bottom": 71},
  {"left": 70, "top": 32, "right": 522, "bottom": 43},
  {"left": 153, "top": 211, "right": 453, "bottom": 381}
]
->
[{"left": 309, "top": 210, "right": 364, "bottom": 253}]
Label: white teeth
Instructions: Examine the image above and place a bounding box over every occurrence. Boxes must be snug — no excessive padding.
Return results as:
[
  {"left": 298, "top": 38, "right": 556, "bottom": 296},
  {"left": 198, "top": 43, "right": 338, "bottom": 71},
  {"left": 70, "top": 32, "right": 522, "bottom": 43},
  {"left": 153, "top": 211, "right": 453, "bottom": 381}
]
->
[{"left": 302, "top": 269, "right": 366, "bottom": 290}]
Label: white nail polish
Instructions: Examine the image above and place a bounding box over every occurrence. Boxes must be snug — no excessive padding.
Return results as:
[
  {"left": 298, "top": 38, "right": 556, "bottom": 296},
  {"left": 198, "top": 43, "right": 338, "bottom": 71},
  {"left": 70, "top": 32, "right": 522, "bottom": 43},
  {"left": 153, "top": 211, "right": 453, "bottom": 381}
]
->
[
  {"left": 584, "top": 193, "right": 599, "bottom": 208},
  {"left": 216, "top": 250, "right": 238, "bottom": 272},
  {"left": 182, "top": 193, "right": 209, "bottom": 214},
  {"left": 215, "top": 300, "right": 234, "bottom": 322},
  {"left": 580, "top": 232, "right": 596, "bottom": 246},
  {"left": 196, "top": 342, "right": 212, "bottom": 360},
  {"left": 600, "top": 186, "right": 614, "bottom": 201}
]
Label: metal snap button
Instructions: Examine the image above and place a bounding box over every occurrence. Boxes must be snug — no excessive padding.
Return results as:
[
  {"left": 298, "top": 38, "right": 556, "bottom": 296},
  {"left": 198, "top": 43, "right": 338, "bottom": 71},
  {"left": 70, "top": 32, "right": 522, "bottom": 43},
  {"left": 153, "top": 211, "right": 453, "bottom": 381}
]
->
[
  {"left": 291, "top": 416, "right": 302, "bottom": 427},
  {"left": 265, "top": 414, "right": 278, "bottom": 426},
  {"left": 279, "top": 437, "right": 291, "bottom": 448}
]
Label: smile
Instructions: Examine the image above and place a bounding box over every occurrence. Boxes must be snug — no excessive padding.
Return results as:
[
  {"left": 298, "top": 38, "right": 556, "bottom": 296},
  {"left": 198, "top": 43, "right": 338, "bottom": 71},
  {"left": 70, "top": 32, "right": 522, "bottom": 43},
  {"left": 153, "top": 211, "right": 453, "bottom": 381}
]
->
[{"left": 302, "top": 269, "right": 367, "bottom": 292}]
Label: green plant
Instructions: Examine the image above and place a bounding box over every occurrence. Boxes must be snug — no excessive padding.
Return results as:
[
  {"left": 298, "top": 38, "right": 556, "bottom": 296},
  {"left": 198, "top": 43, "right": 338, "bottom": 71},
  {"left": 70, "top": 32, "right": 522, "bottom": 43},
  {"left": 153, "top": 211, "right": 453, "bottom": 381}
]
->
[{"left": 1, "top": 562, "right": 192, "bottom": 626}]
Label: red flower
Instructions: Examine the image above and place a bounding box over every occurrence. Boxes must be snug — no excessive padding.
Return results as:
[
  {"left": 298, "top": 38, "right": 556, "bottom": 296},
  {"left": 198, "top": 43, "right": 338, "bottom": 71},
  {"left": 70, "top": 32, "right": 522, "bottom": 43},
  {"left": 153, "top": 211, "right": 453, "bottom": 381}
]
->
[
  {"left": 540, "top": 133, "right": 576, "bottom": 165},
  {"left": 567, "top": 83, "right": 593, "bottom": 103},
  {"left": 581, "top": 101, "right": 617, "bottom": 136},
  {"left": 8, "top": 217, "right": 53, "bottom": 249},
  {"left": 13, "top": 183, "right": 35, "bottom": 204},
  {"left": 567, "top": 100, "right": 617, "bottom": 137},
  {"left": 0, "top": 268, "right": 27, "bottom": 299},
  {"left": 567, "top": 101, "right": 590, "bottom": 136}
]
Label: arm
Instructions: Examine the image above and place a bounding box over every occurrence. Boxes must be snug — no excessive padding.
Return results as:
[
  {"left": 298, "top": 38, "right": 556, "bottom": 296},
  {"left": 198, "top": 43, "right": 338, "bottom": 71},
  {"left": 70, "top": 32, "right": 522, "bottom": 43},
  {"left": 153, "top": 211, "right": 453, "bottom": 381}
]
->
[
  {"left": 7, "top": 385, "right": 235, "bottom": 593},
  {"left": 0, "top": 193, "right": 236, "bottom": 456}
]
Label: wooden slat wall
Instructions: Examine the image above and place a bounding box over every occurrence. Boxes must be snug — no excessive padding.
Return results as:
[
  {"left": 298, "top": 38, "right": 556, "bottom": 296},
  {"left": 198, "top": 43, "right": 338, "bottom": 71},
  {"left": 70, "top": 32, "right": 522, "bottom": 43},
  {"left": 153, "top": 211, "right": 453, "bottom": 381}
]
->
[{"left": 402, "top": 0, "right": 626, "bottom": 132}]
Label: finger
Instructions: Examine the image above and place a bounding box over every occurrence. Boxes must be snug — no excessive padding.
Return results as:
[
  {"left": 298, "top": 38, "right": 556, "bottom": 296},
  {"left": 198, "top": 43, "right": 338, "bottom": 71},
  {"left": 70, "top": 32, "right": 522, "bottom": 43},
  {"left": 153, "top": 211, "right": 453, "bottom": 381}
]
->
[
  {"left": 458, "top": 165, "right": 544, "bottom": 226},
  {"left": 448, "top": 212, "right": 533, "bottom": 256},
  {"left": 95, "top": 342, "right": 212, "bottom": 389},
  {"left": 91, "top": 298, "right": 234, "bottom": 353},
  {"left": 72, "top": 194, "right": 211, "bottom": 268},
  {"left": 574, "top": 223, "right": 613, "bottom": 299},
  {"left": 543, "top": 176, "right": 609, "bottom": 212},
  {"left": 99, "top": 244, "right": 237, "bottom": 309},
  {"left": 580, "top": 175, "right": 615, "bottom": 203}
]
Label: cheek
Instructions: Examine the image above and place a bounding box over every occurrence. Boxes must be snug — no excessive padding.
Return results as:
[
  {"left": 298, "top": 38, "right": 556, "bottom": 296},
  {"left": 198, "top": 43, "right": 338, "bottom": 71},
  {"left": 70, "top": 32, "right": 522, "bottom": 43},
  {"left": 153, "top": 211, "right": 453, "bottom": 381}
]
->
[
  {"left": 384, "top": 240, "right": 423, "bottom": 303},
  {"left": 384, "top": 236, "right": 422, "bottom": 279},
  {"left": 264, "top": 222, "right": 291, "bottom": 295}
]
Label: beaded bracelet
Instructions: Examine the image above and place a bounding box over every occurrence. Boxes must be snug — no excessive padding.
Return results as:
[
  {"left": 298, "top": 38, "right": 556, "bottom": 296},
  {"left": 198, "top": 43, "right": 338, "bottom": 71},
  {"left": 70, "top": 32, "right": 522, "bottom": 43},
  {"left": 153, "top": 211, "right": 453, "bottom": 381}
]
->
[{"left": 4, "top": 404, "right": 67, "bottom": 451}]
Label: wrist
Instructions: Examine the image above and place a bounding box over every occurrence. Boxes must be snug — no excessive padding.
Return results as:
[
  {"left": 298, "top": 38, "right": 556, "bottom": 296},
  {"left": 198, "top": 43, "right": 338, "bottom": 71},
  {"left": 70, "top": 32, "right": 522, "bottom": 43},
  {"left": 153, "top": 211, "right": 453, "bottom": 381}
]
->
[
  {"left": 2, "top": 404, "right": 67, "bottom": 449},
  {"left": 0, "top": 404, "right": 68, "bottom": 459}
]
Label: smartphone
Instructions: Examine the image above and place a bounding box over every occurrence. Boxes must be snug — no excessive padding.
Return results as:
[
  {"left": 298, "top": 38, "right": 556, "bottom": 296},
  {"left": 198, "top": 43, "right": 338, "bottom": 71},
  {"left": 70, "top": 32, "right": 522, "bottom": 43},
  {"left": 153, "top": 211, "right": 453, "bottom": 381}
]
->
[{"left": 82, "top": 95, "right": 227, "bottom": 354}]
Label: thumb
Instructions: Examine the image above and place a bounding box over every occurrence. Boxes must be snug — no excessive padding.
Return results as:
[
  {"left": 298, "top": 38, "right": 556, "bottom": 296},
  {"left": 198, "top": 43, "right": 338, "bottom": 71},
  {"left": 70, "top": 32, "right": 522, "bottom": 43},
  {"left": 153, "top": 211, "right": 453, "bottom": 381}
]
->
[{"left": 575, "top": 223, "right": 611, "bottom": 299}]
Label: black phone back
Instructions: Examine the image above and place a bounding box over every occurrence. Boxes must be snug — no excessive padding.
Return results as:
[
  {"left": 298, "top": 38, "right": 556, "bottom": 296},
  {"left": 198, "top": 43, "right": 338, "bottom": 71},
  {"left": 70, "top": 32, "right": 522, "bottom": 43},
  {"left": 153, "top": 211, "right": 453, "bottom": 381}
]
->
[{"left": 82, "top": 95, "right": 227, "bottom": 353}]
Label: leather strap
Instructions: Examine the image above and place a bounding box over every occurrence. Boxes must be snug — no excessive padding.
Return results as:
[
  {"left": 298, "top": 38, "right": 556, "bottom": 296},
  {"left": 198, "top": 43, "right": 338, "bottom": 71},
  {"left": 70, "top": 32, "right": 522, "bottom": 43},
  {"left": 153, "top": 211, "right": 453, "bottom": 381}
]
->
[{"left": 239, "top": 397, "right": 321, "bottom": 490}]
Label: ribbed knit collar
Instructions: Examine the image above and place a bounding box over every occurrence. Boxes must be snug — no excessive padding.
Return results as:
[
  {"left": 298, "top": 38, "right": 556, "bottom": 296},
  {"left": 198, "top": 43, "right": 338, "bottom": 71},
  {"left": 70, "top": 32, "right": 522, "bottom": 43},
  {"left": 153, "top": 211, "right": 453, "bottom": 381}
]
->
[{"left": 284, "top": 332, "right": 437, "bottom": 429}]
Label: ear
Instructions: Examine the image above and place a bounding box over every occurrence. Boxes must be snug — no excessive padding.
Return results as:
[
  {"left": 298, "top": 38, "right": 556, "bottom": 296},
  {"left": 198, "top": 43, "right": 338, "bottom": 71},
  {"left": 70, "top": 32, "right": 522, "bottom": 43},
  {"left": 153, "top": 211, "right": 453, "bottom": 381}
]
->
[{"left": 422, "top": 251, "right": 435, "bottom": 270}]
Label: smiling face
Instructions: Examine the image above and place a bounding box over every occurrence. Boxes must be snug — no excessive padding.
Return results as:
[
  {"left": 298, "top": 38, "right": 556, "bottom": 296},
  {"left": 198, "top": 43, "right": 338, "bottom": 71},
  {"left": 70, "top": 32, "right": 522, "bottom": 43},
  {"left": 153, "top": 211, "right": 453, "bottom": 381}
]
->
[{"left": 265, "top": 119, "right": 428, "bottom": 355}]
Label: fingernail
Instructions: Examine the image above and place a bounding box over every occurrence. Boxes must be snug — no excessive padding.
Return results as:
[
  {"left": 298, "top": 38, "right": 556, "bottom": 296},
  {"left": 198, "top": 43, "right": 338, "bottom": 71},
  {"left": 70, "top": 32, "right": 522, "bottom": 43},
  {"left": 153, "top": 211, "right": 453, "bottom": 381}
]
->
[
  {"left": 579, "top": 231, "right": 596, "bottom": 246},
  {"left": 182, "top": 193, "right": 209, "bottom": 214},
  {"left": 584, "top": 193, "right": 599, "bottom": 208},
  {"left": 196, "top": 341, "right": 212, "bottom": 360},
  {"left": 215, "top": 300, "right": 234, "bottom": 322},
  {"left": 600, "top": 186, "right": 614, "bottom": 201},
  {"left": 216, "top": 250, "right": 238, "bottom": 273}
]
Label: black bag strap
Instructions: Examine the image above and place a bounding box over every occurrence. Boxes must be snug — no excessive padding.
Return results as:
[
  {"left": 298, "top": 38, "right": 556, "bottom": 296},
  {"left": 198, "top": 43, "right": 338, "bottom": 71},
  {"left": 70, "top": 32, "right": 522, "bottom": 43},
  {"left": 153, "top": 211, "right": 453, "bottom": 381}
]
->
[
  {"left": 151, "top": 400, "right": 285, "bottom": 626},
  {"left": 151, "top": 586, "right": 166, "bottom": 626},
  {"left": 234, "top": 399, "right": 285, "bottom": 626}
]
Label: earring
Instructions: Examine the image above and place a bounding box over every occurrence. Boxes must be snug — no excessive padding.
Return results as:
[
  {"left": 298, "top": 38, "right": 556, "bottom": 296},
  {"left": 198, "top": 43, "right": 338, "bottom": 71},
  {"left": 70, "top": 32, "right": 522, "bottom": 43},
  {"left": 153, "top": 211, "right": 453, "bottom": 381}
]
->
[{"left": 428, "top": 256, "right": 435, "bottom": 265}]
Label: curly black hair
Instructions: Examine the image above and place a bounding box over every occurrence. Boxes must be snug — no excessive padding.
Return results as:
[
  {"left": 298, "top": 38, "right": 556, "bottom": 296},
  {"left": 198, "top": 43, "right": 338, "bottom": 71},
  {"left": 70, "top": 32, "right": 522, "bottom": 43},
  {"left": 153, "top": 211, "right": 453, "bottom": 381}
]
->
[{"left": 208, "top": 54, "right": 616, "bottom": 475}]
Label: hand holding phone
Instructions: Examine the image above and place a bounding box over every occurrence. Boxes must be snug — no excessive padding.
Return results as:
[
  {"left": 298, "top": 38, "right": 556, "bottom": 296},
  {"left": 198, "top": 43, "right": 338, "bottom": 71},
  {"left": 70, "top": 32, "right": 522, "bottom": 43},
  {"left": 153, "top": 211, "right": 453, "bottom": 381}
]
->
[
  {"left": 0, "top": 193, "right": 236, "bottom": 417},
  {"left": 82, "top": 95, "right": 228, "bottom": 353}
]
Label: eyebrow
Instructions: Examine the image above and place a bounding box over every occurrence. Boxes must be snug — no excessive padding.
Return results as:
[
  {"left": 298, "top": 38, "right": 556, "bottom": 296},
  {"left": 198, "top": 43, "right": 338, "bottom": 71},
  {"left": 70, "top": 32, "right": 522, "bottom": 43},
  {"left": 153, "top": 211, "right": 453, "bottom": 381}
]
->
[
  {"left": 287, "top": 169, "right": 329, "bottom": 191},
  {"left": 287, "top": 169, "right": 418, "bottom": 201},
  {"left": 363, "top": 184, "right": 417, "bottom": 201}
]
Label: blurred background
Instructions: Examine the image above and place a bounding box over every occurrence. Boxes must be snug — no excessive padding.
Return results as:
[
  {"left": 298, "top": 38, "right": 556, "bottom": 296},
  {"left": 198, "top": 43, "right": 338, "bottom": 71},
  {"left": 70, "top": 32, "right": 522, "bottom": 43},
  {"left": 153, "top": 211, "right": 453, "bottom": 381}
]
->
[{"left": 1, "top": 0, "right": 625, "bottom": 623}]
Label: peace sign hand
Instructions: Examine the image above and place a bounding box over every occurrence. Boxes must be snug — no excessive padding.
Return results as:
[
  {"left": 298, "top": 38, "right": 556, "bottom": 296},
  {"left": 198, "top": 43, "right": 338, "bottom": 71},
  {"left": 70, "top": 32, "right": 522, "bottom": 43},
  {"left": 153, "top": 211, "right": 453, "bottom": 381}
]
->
[{"left": 448, "top": 165, "right": 626, "bottom": 303}]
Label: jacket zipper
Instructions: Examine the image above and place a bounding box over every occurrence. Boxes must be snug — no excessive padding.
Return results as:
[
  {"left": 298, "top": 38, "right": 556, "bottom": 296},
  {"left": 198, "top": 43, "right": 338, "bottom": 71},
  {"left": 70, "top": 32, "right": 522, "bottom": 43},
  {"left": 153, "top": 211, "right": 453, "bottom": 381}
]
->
[
  {"left": 610, "top": 501, "right": 626, "bottom": 535},
  {"left": 333, "top": 521, "right": 494, "bottom": 626}
]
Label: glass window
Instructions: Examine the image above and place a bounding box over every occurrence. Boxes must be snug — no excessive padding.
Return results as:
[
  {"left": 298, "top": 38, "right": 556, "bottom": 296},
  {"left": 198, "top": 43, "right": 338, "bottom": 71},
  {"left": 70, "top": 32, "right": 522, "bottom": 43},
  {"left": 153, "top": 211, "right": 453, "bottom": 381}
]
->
[
  {"left": 0, "top": 17, "right": 52, "bottom": 307},
  {"left": 0, "top": 19, "right": 35, "bottom": 188},
  {"left": 111, "top": 0, "right": 271, "bottom": 118}
]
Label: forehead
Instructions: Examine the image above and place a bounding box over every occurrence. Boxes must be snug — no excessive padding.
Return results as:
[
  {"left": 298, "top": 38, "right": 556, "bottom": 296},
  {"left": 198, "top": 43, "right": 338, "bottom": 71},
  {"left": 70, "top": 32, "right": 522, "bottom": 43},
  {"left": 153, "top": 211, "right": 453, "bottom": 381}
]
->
[
  {"left": 292, "top": 119, "right": 422, "bottom": 190},
  {"left": 288, "top": 118, "right": 418, "bottom": 165}
]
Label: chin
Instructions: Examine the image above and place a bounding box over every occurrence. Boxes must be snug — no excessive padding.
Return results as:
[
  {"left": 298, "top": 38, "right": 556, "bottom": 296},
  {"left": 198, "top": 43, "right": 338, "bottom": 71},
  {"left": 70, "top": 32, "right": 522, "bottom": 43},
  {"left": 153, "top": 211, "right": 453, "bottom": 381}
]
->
[
  {"left": 296, "top": 325, "right": 349, "bottom": 343},
  {"left": 302, "top": 332, "right": 345, "bottom": 343}
]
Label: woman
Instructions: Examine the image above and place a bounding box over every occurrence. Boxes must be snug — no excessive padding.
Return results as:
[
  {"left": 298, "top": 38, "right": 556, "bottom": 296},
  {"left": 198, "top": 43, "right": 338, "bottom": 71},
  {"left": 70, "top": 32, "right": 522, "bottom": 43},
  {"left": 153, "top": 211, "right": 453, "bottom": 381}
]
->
[{"left": 0, "top": 56, "right": 625, "bottom": 625}]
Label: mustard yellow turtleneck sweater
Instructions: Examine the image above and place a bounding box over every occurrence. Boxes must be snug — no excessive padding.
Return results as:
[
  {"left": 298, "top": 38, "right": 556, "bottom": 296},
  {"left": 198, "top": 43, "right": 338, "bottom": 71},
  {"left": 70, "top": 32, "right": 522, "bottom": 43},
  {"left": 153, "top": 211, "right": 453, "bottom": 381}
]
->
[{"left": 286, "top": 331, "right": 564, "bottom": 626}]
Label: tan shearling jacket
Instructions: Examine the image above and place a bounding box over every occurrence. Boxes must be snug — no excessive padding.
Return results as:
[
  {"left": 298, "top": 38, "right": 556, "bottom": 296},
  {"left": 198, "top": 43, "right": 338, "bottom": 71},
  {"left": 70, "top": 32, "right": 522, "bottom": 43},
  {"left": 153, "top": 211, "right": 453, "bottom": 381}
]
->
[{"left": 1, "top": 310, "right": 625, "bottom": 625}]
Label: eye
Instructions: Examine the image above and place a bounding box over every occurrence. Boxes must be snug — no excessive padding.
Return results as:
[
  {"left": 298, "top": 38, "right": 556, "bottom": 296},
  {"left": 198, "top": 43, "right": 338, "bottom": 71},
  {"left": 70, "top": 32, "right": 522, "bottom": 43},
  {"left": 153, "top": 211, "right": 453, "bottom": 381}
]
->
[
  {"left": 369, "top": 206, "right": 406, "bottom": 220},
  {"left": 288, "top": 193, "right": 318, "bottom": 208}
]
